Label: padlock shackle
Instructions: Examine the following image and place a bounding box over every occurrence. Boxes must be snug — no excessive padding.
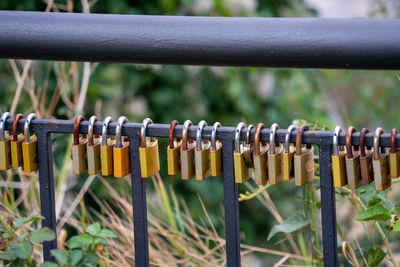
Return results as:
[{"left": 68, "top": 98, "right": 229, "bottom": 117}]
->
[
  {"left": 73, "top": 115, "right": 87, "bottom": 145},
  {"left": 196, "top": 120, "right": 208, "bottom": 150},
  {"left": 269, "top": 123, "right": 280, "bottom": 154},
  {"left": 12, "top": 114, "right": 24, "bottom": 142},
  {"left": 181, "top": 120, "right": 192, "bottom": 150},
  {"left": 0, "top": 112, "right": 11, "bottom": 141},
  {"left": 88, "top": 116, "right": 98, "bottom": 146},
  {"left": 296, "top": 124, "right": 311, "bottom": 156},
  {"left": 346, "top": 126, "right": 359, "bottom": 159},
  {"left": 115, "top": 116, "right": 128, "bottom": 148},
  {"left": 332, "top": 126, "right": 343, "bottom": 156},
  {"left": 374, "top": 127, "right": 384, "bottom": 160},
  {"left": 140, "top": 118, "right": 154, "bottom": 148},
  {"left": 254, "top": 123, "right": 265, "bottom": 156},
  {"left": 359, "top": 128, "right": 370, "bottom": 157},
  {"left": 234, "top": 122, "right": 246, "bottom": 153},
  {"left": 211, "top": 122, "right": 221, "bottom": 150},
  {"left": 168, "top": 120, "right": 180, "bottom": 149},
  {"left": 284, "top": 125, "right": 296, "bottom": 152},
  {"left": 245, "top": 124, "right": 254, "bottom": 145},
  {"left": 24, "top": 113, "right": 37, "bottom": 143},
  {"left": 391, "top": 128, "right": 397, "bottom": 154},
  {"left": 101, "top": 116, "right": 114, "bottom": 146}
]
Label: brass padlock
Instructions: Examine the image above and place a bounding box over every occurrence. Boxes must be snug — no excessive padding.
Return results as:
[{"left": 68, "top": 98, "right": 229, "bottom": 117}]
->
[
  {"left": 139, "top": 118, "right": 160, "bottom": 178},
  {"left": 389, "top": 128, "right": 400, "bottom": 178},
  {"left": 359, "top": 128, "right": 374, "bottom": 185},
  {"left": 72, "top": 115, "right": 88, "bottom": 175},
  {"left": 210, "top": 122, "right": 222, "bottom": 176},
  {"left": 167, "top": 120, "right": 181, "bottom": 175},
  {"left": 268, "top": 123, "right": 284, "bottom": 185},
  {"left": 87, "top": 116, "right": 101, "bottom": 175},
  {"left": 195, "top": 120, "right": 211, "bottom": 180},
  {"left": 0, "top": 112, "right": 12, "bottom": 171},
  {"left": 113, "top": 116, "right": 130, "bottom": 178},
  {"left": 243, "top": 124, "right": 254, "bottom": 169},
  {"left": 283, "top": 125, "right": 296, "bottom": 181},
  {"left": 11, "top": 114, "right": 24, "bottom": 168},
  {"left": 373, "top": 127, "right": 391, "bottom": 191},
  {"left": 101, "top": 116, "right": 115, "bottom": 176},
  {"left": 294, "top": 124, "right": 314, "bottom": 186},
  {"left": 22, "top": 113, "right": 38, "bottom": 173},
  {"left": 345, "top": 127, "right": 361, "bottom": 190},
  {"left": 180, "top": 120, "right": 196, "bottom": 180},
  {"left": 234, "top": 122, "right": 250, "bottom": 183},
  {"left": 332, "top": 126, "right": 347, "bottom": 188},
  {"left": 253, "top": 123, "right": 269, "bottom": 185}
]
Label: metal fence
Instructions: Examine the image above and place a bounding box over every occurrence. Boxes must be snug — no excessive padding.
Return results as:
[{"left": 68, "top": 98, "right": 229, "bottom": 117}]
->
[{"left": 1, "top": 11, "right": 400, "bottom": 267}]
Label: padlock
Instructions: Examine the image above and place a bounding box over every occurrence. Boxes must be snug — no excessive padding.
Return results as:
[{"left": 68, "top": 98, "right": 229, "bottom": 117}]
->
[
  {"left": 243, "top": 124, "right": 254, "bottom": 169},
  {"left": 86, "top": 116, "right": 101, "bottom": 175},
  {"left": 389, "top": 128, "right": 400, "bottom": 178},
  {"left": 283, "top": 125, "right": 296, "bottom": 181},
  {"left": 234, "top": 122, "right": 250, "bottom": 183},
  {"left": 359, "top": 128, "right": 374, "bottom": 185},
  {"left": 72, "top": 115, "right": 88, "bottom": 175},
  {"left": 11, "top": 114, "right": 24, "bottom": 168},
  {"left": 345, "top": 127, "right": 361, "bottom": 189},
  {"left": 195, "top": 120, "right": 211, "bottom": 180},
  {"left": 0, "top": 112, "right": 12, "bottom": 170},
  {"left": 294, "top": 124, "right": 314, "bottom": 186},
  {"left": 253, "top": 123, "right": 269, "bottom": 185},
  {"left": 167, "top": 120, "right": 181, "bottom": 175},
  {"left": 332, "top": 126, "right": 347, "bottom": 188},
  {"left": 210, "top": 122, "right": 222, "bottom": 176},
  {"left": 139, "top": 118, "right": 160, "bottom": 178},
  {"left": 268, "top": 123, "right": 283, "bottom": 185},
  {"left": 22, "top": 113, "right": 38, "bottom": 173},
  {"left": 180, "top": 120, "right": 196, "bottom": 180},
  {"left": 101, "top": 116, "right": 115, "bottom": 176},
  {"left": 113, "top": 116, "right": 130, "bottom": 178},
  {"left": 373, "top": 127, "right": 391, "bottom": 191}
]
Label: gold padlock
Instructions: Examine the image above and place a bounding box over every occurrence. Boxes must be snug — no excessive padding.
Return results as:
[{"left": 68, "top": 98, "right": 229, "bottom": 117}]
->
[
  {"left": 332, "top": 126, "right": 347, "bottom": 188},
  {"left": 243, "top": 124, "right": 254, "bottom": 169},
  {"left": 345, "top": 127, "right": 361, "bottom": 190},
  {"left": 101, "top": 116, "right": 115, "bottom": 176},
  {"left": 180, "top": 120, "right": 196, "bottom": 180},
  {"left": 294, "top": 124, "right": 314, "bottom": 186},
  {"left": 167, "top": 120, "right": 181, "bottom": 175},
  {"left": 195, "top": 120, "right": 211, "bottom": 180},
  {"left": 283, "top": 125, "right": 296, "bottom": 181},
  {"left": 253, "top": 123, "right": 269, "bottom": 185},
  {"left": 373, "top": 127, "right": 391, "bottom": 191},
  {"left": 360, "top": 128, "right": 374, "bottom": 185},
  {"left": 234, "top": 122, "right": 250, "bottom": 183},
  {"left": 139, "top": 118, "right": 160, "bottom": 178},
  {"left": 389, "top": 128, "right": 400, "bottom": 178},
  {"left": 268, "top": 123, "right": 284, "bottom": 185},
  {"left": 87, "top": 116, "right": 101, "bottom": 175},
  {"left": 113, "top": 116, "right": 130, "bottom": 178},
  {"left": 22, "top": 113, "right": 38, "bottom": 173},
  {"left": 210, "top": 122, "right": 222, "bottom": 176},
  {"left": 0, "top": 112, "right": 12, "bottom": 171},
  {"left": 11, "top": 114, "right": 24, "bottom": 168},
  {"left": 72, "top": 115, "right": 88, "bottom": 175}
]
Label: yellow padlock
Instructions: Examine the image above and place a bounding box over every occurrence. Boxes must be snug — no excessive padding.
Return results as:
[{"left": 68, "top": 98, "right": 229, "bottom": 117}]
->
[
  {"left": 0, "top": 112, "right": 12, "bottom": 171},
  {"left": 195, "top": 120, "right": 211, "bottom": 180},
  {"left": 72, "top": 115, "right": 88, "bottom": 175},
  {"left": 389, "top": 128, "right": 400, "bottom": 178},
  {"left": 11, "top": 114, "right": 24, "bottom": 168},
  {"left": 22, "top": 113, "right": 38, "bottom": 173},
  {"left": 139, "top": 118, "right": 160, "bottom": 178},
  {"left": 87, "top": 116, "right": 101, "bottom": 175},
  {"left": 332, "top": 126, "right": 347, "bottom": 188},
  {"left": 345, "top": 127, "right": 362, "bottom": 190},
  {"left": 359, "top": 128, "right": 374, "bottom": 185},
  {"left": 113, "top": 116, "right": 131, "bottom": 178},
  {"left": 373, "top": 127, "right": 391, "bottom": 191},
  {"left": 101, "top": 116, "right": 115, "bottom": 176},
  {"left": 283, "top": 125, "right": 296, "bottom": 181},
  {"left": 253, "top": 123, "right": 268, "bottom": 185},
  {"left": 268, "top": 123, "right": 284, "bottom": 185},
  {"left": 294, "top": 125, "right": 314, "bottom": 186},
  {"left": 234, "top": 122, "right": 250, "bottom": 183},
  {"left": 167, "top": 120, "right": 181, "bottom": 175},
  {"left": 180, "top": 120, "right": 196, "bottom": 180},
  {"left": 210, "top": 122, "right": 222, "bottom": 176}
]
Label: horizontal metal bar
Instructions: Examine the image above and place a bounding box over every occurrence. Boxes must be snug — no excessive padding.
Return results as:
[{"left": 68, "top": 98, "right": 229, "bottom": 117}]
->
[
  {"left": 0, "top": 11, "right": 399, "bottom": 69},
  {"left": 4, "top": 117, "right": 399, "bottom": 147}
]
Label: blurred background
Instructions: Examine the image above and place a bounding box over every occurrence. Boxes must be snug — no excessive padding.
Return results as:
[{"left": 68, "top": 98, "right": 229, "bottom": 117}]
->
[{"left": 0, "top": 0, "right": 400, "bottom": 266}]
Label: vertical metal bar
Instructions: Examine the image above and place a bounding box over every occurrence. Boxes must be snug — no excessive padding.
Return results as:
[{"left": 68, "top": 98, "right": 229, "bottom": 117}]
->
[
  {"left": 129, "top": 135, "right": 149, "bottom": 267},
  {"left": 318, "top": 143, "right": 338, "bottom": 267},
  {"left": 222, "top": 139, "right": 241, "bottom": 267},
  {"left": 37, "top": 131, "right": 57, "bottom": 262}
]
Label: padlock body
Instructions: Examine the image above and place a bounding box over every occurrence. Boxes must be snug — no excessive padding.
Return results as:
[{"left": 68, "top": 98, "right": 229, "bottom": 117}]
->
[
  {"left": 11, "top": 134, "right": 24, "bottom": 168},
  {"left": 243, "top": 143, "right": 254, "bottom": 169},
  {"left": 389, "top": 151, "right": 400, "bottom": 178},
  {"left": 87, "top": 143, "right": 101, "bottom": 175},
  {"left": 283, "top": 146, "right": 295, "bottom": 181},
  {"left": 253, "top": 151, "right": 268, "bottom": 185},
  {"left": 101, "top": 143, "right": 114, "bottom": 176},
  {"left": 373, "top": 154, "right": 391, "bottom": 191},
  {"left": 167, "top": 141, "right": 181, "bottom": 175},
  {"left": 210, "top": 142, "right": 222, "bottom": 177},
  {"left": 113, "top": 142, "right": 131, "bottom": 178},
  {"left": 181, "top": 142, "right": 195, "bottom": 180},
  {"left": 345, "top": 152, "right": 361, "bottom": 190},
  {"left": 234, "top": 151, "right": 249, "bottom": 183},
  {"left": 195, "top": 143, "right": 211, "bottom": 180},
  {"left": 0, "top": 139, "right": 11, "bottom": 170},
  {"left": 360, "top": 149, "right": 373, "bottom": 185},
  {"left": 72, "top": 138, "right": 88, "bottom": 175},
  {"left": 268, "top": 144, "right": 283, "bottom": 185},
  {"left": 22, "top": 136, "right": 38, "bottom": 172},
  {"left": 332, "top": 152, "right": 347, "bottom": 188},
  {"left": 139, "top": 139, "right": 160, "bottom": 178},
  {"left": 294, "top": 147, "right": 314, "bottom": 186}
]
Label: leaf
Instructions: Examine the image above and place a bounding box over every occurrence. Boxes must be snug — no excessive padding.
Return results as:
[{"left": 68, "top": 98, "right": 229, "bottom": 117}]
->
[
  {"left": 377, "top": 194, "right": 394, "bottom": 211},
  {"left": 40, "top": 262, "right": 59, "bottom": 267},
  {"left": 86, "top": 223, "right": 101, "bottom": 236},
  {"left": 267, "top": 214, "right": 310, "bottom": 240},
  {"left": 94, "top": 237, "right": 108, "bottom": 246},
  {"left": 30, "top": 227, "right": 56, "bottom": 243},
  {"left": 69, "top": 250, "right": 83, "bottom": 266},
  {"left": 68, "top": 233, "right": 94, "bottom": 249},
  {"left": 84, "top": 251, "right": 99, "bottom": 264},
  {"left": 97, "top": 229, "right": 117, "bottom": 238},
  {"left": 51, "top": 249, "right": 68, "bottom": 265},
  {"left": 367, "top": 247, "right": 385, "bottom": 266},
  {"left": 393, "top": 219, "right": 400, "bottom": 231},
  {"left": 15, "top": 240, "right": 33, "bottom": 259},
  {"left": 17, "top": 232, "right": 29, "bottom": 241},
  {"left": 356, "top": 204, "right": 392, "bottom": 221},
  {"left": 15, "top": 215, "right": 44, "bottom": 228},
  {"left": 0, "top": 251, "right": 13, "bottom": 260}
]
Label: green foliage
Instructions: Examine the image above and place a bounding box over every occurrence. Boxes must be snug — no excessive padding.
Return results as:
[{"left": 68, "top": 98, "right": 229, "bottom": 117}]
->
[
  {"left": 267, "top": 214, "right": 310, "bottom": 241},
  {"left": 356, "top": 204, "right": 392, "bottom": 221}
]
